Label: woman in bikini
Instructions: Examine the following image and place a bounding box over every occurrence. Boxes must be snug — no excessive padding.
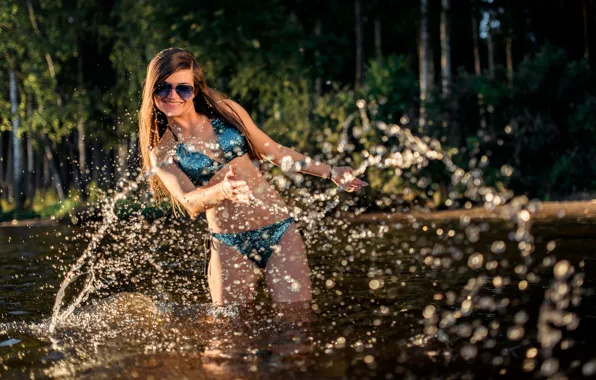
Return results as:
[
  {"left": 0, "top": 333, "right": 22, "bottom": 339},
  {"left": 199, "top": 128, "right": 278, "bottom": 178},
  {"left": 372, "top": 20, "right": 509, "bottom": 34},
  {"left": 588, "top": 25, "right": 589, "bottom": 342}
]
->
[{"left": 138, "top": 48, "right": 367, "bottom": 307}]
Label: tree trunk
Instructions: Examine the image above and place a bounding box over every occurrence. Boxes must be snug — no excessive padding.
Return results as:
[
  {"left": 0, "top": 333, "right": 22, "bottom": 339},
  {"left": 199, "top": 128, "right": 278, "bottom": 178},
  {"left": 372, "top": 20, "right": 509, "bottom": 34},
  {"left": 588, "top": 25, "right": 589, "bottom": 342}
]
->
[
  {"left": 506, "top": 29, "right": 513, "bottom": 88},
  {"left": 0, "top": 133, "right": 3, "bottom": 210},
  {"left": 471, "top": 0, "right": 487, "bottom": 132},
  {"left": 26, "top": 93, "right": 35, "bottom": 205},
  {"left": 42, "top": 135, "right": 66, "bottom": 200},
  {"left": 10, "top": 70, "right": 24, "bottom": 211},
  {"left": 42, "top": 145, "right": 50, "bottom": 190},
  {"left": 354, "top": 0, "right": 364, "bottom": 89},
  {"left": 106, "top": 147, "right": 115, "bottom": 188},
  {"left": 374, "top": 17, "right": 382, "bottom": 59},
  {"left": 419, "top": 0, "right": 430, "bottom": 131},
  {"left": 314, "top": 19, "right": 322, "bottom": 102},
  {"left": 471, "top": 0, "right": 482, "bottom": 76},
  {"left": 6, "top": 135, "right": 13, "bottom": 202},
  {"left": 92, "top": 137, "right": 101, "bottom": 185},
  {"left": 127, "top": 132, "right": 140, "bottom": 178},
  {"left": 440, "top": 0, "right": 452, "bottom": 97},
  {"left": 583, "top": 0, "right": 590, "bottom": 62},
  {"left": 486, "top": 10, "right": 496, "bottom": 138},
  {"left": 428, "top": 40, "right": 435, "bottom": 94},
  {"left": 76, "top": 45, "right": 88, "bottom": 201},
  {"left": 58, "top": 140, "right": 69, "bottom": 196},
  {"left": 35, "top": 148, "right": 42, "bottom": 198},
  {"left": 67, "top": 132, "right": 83, "bottom": 196},
  {"left": 117, "top": 140, "right": 129, "bottom": 181},
  {"left": 487, "top": 12, "right": 495, "bottom": 79}
]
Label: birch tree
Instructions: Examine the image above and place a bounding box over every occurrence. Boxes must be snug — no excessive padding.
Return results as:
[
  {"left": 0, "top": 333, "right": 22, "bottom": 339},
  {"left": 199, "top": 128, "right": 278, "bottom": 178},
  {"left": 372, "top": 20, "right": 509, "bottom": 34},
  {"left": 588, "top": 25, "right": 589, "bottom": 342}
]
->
[
  {"left": 440, "top": 0, "right": 452, "bottom": 97},
  {"left": 419, "top": 0, "right": 429, "bottom": 130}
]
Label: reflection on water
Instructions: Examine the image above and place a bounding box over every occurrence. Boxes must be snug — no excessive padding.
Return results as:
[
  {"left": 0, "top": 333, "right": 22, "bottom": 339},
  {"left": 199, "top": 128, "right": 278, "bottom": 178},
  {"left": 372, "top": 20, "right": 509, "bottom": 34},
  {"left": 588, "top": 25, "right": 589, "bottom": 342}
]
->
[{"left": 1, "top": 216, "right": 595, "bottom": 379}]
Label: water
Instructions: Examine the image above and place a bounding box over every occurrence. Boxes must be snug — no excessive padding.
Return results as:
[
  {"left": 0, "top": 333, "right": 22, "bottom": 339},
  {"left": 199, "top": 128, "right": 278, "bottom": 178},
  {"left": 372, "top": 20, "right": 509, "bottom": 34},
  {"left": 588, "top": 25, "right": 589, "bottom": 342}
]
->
[
  {"left": 1, "top": 212, "right": 595, "bottom": 378},
  {"left": 2, "top": 106, "right": 596, "bottom": 378}
]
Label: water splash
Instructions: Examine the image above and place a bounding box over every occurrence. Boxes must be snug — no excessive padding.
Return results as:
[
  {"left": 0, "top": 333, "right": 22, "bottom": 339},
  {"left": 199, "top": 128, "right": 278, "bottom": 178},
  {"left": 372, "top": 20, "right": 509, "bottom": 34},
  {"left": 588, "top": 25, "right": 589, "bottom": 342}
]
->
[
  {"left": 49, "top": 169, "right": 159, "bottom": 333},
  {"left": 24, "top": 99, "right": 591, "bottom": 378}
]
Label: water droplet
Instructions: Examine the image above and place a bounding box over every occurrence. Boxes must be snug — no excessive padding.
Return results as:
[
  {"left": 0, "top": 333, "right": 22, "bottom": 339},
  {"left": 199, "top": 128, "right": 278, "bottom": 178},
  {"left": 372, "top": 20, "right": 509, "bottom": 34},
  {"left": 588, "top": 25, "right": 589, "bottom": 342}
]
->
[
  {"left": 526, "top": 347, "right": 538, "bottom": 358},
  {"left": 290, "top": 281, "right": 302, "bottom": 292},
  {"left": 468, "top": 253, "right": 484, "bottom": 270},
  {"left": 423, "top": 305, "right": 436, "bottom": 319},
  {"left": 554, "top": 260, "right": 572, "bottom": 280},
  {"left": 369, "top": 279, "right": 382, "bottom": 290},
  {"left": 519, "top": 210, "right": 531, "bottom": 222},
  {"left": 583, "top": 359, "right": 596, "bottom": 376},
  {"left": 461, "top": 344, "right": 478, "bottom": 360},
  {"left": 540, "top": 358, "right": 559, "bottom": 377},
  {"left": 490, "top": 240, "right": 506, "bottom": 254},
  {"left": 514, "top": 311, "right": 529, "bottom": 325},
  {"left": 507, "top": 326, "right": 524, "bottom": 341},
  {"left": 500, "top": 165, "right": 513, "bottom": 176}
]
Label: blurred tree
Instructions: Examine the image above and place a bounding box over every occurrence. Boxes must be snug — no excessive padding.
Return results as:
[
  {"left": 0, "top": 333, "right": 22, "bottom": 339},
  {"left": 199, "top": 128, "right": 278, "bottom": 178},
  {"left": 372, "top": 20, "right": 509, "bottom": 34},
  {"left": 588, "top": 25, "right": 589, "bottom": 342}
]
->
[
  {"left": 440, "top": 0, "right": 452, "bottom": 98},
  {"left": 419, "top": 0, "right": 429, "bottom": 131}
]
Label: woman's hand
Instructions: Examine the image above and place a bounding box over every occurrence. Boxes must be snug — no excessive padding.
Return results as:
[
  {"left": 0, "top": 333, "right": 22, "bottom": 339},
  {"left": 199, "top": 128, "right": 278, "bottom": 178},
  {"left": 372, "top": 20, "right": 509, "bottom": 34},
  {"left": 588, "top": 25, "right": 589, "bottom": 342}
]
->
[
  {"left": 220, "top": 167, "right": 252, "bottom": 204},
  {"left": 330, "top": 166, "right": 369, "bottom": 192}
]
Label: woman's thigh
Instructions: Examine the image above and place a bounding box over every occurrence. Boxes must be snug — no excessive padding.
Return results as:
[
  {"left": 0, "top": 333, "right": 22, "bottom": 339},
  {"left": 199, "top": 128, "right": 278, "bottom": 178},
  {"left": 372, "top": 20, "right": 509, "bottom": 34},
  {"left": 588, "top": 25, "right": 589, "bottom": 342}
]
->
[
  {"left": 264, "top": 223, "right": 312, "bottom": 304},
  {"left": 208, "top": 237, "right": 259, "bottom": 306}
]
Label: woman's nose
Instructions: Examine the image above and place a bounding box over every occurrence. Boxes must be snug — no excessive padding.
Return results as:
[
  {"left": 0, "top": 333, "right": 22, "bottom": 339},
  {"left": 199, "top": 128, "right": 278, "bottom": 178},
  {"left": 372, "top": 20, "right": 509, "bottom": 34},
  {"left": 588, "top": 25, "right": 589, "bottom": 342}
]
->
[{"left": 165, "top": 88, "right": 180, "bottom": 100}]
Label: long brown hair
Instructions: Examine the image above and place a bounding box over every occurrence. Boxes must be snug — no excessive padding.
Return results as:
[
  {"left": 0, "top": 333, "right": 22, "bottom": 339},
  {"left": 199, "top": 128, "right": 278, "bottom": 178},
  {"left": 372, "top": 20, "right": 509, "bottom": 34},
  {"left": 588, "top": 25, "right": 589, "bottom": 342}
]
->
[{"left": 138, "top": 47, "right": 263, "bottom": 214}]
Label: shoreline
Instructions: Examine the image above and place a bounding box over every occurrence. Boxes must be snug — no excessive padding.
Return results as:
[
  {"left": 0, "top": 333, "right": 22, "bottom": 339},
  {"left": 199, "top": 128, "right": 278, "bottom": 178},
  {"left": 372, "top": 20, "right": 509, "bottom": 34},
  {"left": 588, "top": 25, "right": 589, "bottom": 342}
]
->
[
  {"left": 1, "top": 200, "right": 595, "bottom": 228},
  {"left": 347, "top": 200, "right": 596, "bottom": 224}
]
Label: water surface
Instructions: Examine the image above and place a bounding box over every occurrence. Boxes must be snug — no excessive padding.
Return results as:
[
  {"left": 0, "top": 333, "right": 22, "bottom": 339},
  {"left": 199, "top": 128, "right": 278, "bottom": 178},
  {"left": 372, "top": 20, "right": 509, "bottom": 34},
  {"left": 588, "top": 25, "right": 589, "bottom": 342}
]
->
[{"left": 1, "top": 215, "right": 595, "bottom": 379}]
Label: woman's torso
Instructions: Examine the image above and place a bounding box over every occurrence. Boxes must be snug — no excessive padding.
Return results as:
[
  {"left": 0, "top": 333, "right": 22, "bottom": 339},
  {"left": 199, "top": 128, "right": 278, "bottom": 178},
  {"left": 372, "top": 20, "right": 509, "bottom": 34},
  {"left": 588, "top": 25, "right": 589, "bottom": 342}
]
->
[{"left": 170, "top": 117, "right": 290, "bottom": 233}]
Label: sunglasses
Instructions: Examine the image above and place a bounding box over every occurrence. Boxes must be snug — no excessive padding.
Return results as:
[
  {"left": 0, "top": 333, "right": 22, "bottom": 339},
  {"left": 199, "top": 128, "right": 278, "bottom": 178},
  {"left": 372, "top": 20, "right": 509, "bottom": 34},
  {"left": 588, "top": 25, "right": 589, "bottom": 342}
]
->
[{"left": 153, "top": 83, "right": 195, "bottom": 100}]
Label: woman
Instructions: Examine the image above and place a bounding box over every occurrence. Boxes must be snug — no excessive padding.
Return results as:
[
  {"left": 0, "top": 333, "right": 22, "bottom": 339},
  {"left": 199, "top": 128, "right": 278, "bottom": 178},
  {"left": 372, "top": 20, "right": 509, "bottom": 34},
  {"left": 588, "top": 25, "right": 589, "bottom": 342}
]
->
[{"left": 139, "top": 48, "right": 367, "bottom": 307}]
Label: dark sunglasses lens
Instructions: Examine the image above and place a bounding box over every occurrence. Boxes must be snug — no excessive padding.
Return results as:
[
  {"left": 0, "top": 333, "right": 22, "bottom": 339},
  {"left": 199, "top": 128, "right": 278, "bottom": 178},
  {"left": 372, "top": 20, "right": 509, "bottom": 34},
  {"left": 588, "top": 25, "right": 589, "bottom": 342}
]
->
[
  {"left": 154, "top": 83, "right": 172, "bottom": 98},
  {"left": 176, "top": 85, "right": 194, "bottom": 99}
]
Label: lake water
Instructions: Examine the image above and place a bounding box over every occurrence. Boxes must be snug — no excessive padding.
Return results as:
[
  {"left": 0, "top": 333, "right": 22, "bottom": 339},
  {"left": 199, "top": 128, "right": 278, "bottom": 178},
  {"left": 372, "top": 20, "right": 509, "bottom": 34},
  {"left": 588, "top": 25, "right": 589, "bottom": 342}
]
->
[{"left": 1, "top": 214, "right": 595, "bottom": 379}]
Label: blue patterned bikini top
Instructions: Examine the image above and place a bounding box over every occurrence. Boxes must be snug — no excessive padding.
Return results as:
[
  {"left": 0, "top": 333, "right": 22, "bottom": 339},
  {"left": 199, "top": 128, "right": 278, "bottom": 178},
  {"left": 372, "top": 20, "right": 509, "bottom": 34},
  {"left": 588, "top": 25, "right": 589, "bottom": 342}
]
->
[{"left": 169, "top": 118, "right": 249, "bottom": 186}]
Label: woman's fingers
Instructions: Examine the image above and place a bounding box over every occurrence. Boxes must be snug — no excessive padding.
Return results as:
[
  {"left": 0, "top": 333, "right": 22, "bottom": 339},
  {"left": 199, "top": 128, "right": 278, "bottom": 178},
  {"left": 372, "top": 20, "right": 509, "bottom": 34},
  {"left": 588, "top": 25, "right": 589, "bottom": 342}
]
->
[
  {"left": 343, "top": 178, "right": 367, "bottom": 192},
  {"left": 229, "top": 180, "right": 247, "bottom": 188},
  {"left": 224, "top": 179, "right": 251, "bottom": 203},
  {"left": 232, "top": 193, "right": 251, "bottom": 204}
]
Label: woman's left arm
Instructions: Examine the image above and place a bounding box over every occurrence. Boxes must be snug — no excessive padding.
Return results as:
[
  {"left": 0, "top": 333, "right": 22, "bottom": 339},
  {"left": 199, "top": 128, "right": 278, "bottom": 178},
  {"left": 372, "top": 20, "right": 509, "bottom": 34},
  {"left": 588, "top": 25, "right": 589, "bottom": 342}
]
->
[{"left": 223, "top": 100, "right": 368, "bottom": 192}]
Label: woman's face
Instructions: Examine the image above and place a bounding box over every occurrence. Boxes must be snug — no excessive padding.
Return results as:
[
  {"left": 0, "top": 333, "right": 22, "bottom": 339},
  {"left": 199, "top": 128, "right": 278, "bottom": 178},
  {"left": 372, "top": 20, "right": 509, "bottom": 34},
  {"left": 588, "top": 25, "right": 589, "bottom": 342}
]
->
[{"left": 153, "top": 69, "right": 196, "bottom": 118}]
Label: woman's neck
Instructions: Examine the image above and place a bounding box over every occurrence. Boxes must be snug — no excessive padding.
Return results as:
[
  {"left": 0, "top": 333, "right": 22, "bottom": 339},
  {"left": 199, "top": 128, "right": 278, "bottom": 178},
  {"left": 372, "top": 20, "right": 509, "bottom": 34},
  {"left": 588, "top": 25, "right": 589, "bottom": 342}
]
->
[{"left": 167, "top": 110, "right": 203, "bottom": 132}]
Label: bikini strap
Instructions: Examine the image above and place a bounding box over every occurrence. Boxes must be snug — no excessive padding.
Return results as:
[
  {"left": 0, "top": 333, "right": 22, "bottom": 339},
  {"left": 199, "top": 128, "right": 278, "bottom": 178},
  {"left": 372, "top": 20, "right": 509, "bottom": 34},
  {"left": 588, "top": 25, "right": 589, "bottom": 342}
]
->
[{"left": 166, "top": 124, "right": 179, "bottom": 142}]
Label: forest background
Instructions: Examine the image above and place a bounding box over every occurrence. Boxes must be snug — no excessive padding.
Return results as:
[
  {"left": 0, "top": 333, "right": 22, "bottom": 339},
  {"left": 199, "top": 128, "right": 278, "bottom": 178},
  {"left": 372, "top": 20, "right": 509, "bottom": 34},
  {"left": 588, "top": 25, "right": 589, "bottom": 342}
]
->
[{"left": 1, "top": 0, "right": 595, "bottom": 220}]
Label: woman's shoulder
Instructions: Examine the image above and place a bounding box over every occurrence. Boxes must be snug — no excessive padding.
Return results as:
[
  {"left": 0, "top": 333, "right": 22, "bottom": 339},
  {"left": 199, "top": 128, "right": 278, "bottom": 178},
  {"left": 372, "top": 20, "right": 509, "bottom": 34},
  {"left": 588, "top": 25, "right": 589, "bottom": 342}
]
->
[{"left": 150, "top": 131, "right": 177, "bottom": 165}]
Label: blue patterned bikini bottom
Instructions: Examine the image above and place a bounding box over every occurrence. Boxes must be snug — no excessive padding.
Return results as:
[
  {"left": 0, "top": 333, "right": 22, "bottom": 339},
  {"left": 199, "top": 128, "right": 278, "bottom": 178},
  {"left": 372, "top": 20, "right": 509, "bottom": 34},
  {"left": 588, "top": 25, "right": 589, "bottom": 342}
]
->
[{"left": 211, "top": 217, "right": 294, "bottom": 269}]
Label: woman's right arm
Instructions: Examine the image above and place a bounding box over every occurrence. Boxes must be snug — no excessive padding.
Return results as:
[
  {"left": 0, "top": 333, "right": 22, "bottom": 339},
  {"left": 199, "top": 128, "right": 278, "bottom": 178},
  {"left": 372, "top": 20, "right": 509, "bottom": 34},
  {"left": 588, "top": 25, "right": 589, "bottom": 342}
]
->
[{"left": 150, "top": 149, "right": 249, "bottom": 218}]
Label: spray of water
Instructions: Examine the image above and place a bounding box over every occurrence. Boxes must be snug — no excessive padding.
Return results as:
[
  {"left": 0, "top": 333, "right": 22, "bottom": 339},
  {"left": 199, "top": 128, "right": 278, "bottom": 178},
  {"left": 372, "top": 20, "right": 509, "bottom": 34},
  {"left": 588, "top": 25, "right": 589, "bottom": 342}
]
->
[
  {"left": 48, "top": 168, "right": 161, "bottom": 333},
  {"left": 39, "top": 99, "right": 590, "bottom": 378}
]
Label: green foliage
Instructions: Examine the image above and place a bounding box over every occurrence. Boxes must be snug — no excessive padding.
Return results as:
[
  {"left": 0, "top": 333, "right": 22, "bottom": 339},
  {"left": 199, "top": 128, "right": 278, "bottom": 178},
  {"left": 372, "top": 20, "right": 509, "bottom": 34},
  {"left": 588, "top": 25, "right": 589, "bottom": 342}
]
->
[
  {"left": 1, "top": 0, "right": 595, "bottom": 219},
  {"left": 0, "top": 191, "right": 81, "bottom": 222},
  {"left": 364, "top": 55, "right": 417, "bottom": 121},
  {"left": 428, "top": 44, "right": 596, "bottom": 199}
]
